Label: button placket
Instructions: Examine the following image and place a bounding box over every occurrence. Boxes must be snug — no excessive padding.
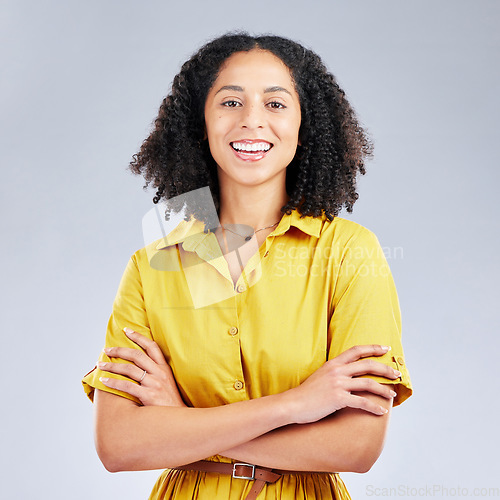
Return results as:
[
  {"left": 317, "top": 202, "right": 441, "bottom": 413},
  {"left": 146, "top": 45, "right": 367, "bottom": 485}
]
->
[{"left": 227, "top": 295, "right": 246, "bottom": 397}]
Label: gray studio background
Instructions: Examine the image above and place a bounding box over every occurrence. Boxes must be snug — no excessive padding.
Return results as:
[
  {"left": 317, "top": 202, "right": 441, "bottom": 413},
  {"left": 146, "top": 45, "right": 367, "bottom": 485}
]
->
[{"left": 2, "top": 0, "right": 499, "bottom": 498}]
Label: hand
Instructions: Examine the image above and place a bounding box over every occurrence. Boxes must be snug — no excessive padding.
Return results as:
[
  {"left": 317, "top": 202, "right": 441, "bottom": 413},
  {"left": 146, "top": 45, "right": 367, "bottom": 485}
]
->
[
  {"left": 281, "top": 344, "right": 399, "bottom": 424},
  {"left": 98, "top": 328, "right": 186, "bottom": 407}
]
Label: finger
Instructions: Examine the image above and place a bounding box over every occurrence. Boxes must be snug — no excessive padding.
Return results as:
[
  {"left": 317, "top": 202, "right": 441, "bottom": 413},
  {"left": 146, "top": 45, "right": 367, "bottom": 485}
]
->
[
  {"left": 104, "top": 346, "right": 157, "bottom": 373},
  {"left": 97, "top": 361, "right": 145, "bottom": 382},
  {"left": 99, "top": 376, "right": 144, "bottom": 401},
  {"left": 332, "top": 344, "right": 391, "bottom": 365},
  {"left": 123, "top": 328, "right": 168, "bottom": 366},
  {"left": 345, "top": 359, "right": 401, "bottom": 380},
  {"left": 344, "top": 393, "right": 389, "bottom": 416},
  {"left": 346, "top": 378, "right": 397, "bottom": 400}
]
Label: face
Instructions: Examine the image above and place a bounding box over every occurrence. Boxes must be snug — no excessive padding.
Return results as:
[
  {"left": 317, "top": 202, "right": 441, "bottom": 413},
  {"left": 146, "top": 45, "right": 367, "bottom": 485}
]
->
[{"left": 204, "top": 49, "right": 302, "bottom": 190}]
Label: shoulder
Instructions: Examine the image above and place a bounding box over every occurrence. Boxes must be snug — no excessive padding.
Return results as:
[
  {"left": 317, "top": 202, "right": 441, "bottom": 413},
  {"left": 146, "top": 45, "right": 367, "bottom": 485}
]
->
[
  {"left": 124, "top": 237, "right": 181, "bottom": 278},
  {"left": 128, "top": 217, "right": 199, "bottom": 272},
  {"left": 318, "top": 216, "right": 381, "bottom": 251}
]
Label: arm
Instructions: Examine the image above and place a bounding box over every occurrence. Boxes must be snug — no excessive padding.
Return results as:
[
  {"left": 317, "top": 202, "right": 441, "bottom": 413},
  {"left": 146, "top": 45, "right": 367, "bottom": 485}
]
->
[
  {"left": 95, "top": 332, "right": 398, "bottom": 473},
  {"left": 220, "top": 389, "right": 393, "bottom": 473},
  {"left": 95, "top": 390, "right": 391, "bottom": 474},
  {"left": 94, "top": 388, "right": 291, "bottom": 472}
]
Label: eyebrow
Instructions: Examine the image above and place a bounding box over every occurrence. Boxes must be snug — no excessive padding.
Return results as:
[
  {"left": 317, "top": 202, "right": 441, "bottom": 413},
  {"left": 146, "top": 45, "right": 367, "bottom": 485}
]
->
[
  {"left": 214, "top": 85, "right": 292, "bottom": 96},
  {"left": 265, "top": 86, "right": 292, "bottom": 96}
]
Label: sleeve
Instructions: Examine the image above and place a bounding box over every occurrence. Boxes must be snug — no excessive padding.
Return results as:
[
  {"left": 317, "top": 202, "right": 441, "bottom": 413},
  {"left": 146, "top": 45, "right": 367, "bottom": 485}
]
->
[
  {"left": 327, "top": 228, "right": 412, "bottom": 407},
  {"left": 82, "top": 253, "right": 153, "bottom": 405}
]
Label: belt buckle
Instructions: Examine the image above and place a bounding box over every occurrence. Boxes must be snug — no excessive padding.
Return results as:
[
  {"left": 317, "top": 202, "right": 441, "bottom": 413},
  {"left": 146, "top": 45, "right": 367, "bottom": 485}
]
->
[{"left": 232, "top": 462, "right": 256, "bottom": 480}]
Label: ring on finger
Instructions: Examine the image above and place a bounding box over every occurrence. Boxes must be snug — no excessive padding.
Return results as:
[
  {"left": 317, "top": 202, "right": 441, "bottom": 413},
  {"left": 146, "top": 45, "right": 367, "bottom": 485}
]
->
[{"left": 139, "top": 370, "right": 147, "bottom": 382}]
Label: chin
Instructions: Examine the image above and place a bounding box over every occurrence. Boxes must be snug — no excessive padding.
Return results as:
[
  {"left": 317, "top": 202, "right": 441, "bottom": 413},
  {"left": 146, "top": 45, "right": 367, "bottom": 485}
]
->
[{"left": 236, "top": 173, "right": 280, "bottom": 187}]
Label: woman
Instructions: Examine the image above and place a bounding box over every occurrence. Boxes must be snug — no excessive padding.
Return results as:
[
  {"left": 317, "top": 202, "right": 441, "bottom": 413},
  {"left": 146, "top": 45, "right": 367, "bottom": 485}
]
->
[{"left": 82, "top": 33, "right": 412, "bottom": 499}]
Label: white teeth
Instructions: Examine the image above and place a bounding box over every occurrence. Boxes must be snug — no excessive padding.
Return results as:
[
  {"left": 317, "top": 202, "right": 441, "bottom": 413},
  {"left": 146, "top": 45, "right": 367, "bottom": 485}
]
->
[{"left": 232, "top": 142, "right": 271, "bottom": 152}]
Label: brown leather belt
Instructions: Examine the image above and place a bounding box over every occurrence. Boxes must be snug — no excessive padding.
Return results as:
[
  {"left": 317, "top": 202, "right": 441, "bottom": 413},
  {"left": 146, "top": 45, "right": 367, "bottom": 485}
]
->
[{"left": 174, "top": 460, "right": 326, "bottom": 500}]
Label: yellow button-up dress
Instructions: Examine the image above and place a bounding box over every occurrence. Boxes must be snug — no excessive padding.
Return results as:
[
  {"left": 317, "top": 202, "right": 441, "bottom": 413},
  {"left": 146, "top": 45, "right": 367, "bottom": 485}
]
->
[{"left": 83, "top": 210, "right": 412, "bottom": 499}]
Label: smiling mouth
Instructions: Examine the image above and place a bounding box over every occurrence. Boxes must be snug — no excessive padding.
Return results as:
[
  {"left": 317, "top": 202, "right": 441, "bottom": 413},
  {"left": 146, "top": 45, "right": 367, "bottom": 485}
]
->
[{"left": 230, "top": 141, "right": 273, "bottom": 154}]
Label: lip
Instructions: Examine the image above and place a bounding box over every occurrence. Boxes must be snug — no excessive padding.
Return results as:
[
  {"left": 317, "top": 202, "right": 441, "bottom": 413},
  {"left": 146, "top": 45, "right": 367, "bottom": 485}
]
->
[
  {"left": 231, "top": 139, "right": 273, "bottom": 144},
  {"left": 229, "top": 139, "right": 273, "bottom": 162}
]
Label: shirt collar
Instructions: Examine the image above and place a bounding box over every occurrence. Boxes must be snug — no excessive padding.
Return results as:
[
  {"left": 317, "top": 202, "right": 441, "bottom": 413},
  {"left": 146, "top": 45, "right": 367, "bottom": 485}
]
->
[
  {"left": 271, "top": 209, "right": 323, "bottom": 239},
  {"left": 155, "top": 209, "right": 324, "bottom": 250},
  {"left": 155, "top": 216, "right": 208, "bottom": 250}
]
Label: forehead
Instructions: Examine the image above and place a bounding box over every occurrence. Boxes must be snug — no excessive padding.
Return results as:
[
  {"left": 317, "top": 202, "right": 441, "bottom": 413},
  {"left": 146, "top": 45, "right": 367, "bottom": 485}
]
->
[{"left": 213, "top": 49, "right": 296, "bottom": 89}]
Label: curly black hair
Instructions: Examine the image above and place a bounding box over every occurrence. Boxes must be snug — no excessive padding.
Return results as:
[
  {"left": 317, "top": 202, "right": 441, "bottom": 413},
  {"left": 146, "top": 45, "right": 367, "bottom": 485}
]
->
[{"left": 129, "top": 32, "right": 373, "bottom": 229}]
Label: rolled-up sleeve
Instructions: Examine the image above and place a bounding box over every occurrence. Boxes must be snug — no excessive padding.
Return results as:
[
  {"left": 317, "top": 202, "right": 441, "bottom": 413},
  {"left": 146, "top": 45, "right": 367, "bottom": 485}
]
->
[
  {"left": 327, "top": 228, "right": 412, "bottom": 407},
  {"left": 82, "top": 254, "right": 153, "bottom": 405}
]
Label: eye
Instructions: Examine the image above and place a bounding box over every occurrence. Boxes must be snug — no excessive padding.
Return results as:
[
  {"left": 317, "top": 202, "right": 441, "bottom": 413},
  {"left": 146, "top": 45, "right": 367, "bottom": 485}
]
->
[
  {"left": 267, "top": 101, "right": 286, "bottom": 110},
  {"left": 222, "top": 100, "right": 241, "bottom": 108}
]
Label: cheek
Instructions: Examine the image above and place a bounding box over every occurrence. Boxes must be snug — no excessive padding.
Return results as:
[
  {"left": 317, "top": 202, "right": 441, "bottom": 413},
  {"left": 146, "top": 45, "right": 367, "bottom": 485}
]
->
[
  {"left": 281, "top": 121, "right": 302, "bottom": 143},
  {"left": 274, "top": 112, "right": 300, "bottom": 134},
  {"left": 206, "top": 114, "right": 229, "bottom": 135},
  {"left": 206, "top": 125, "right": 228, "bottom": 161},
  {"left": 208, "top": 117, "right": 237, "bottom": 150}
]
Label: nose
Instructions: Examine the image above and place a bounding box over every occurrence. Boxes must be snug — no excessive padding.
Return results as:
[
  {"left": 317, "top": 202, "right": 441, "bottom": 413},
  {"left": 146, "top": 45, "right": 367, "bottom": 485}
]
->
[{"left": 240, "top": 103, "right": 265, "bottom": 129}]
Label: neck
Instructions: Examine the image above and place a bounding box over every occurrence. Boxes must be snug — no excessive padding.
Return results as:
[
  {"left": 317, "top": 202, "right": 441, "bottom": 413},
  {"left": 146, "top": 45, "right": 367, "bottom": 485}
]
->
[{"left": 218, "top": 179, "right": 289, "bottom": 230}]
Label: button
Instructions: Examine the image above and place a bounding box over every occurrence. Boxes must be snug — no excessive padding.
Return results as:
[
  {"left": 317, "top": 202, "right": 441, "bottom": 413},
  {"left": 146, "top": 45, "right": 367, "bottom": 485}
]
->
[
  {"left": 236, "top": 284, "right": 247, "bottom": 293},
  {"left": 233, "top": 380, "right": 244, "bottom": 390},
  {"left": 229, "top": 326, "right": 238, "bottom": 336},
  {"left": 397, "top": 356, "right": 404, "bottom": 366}
]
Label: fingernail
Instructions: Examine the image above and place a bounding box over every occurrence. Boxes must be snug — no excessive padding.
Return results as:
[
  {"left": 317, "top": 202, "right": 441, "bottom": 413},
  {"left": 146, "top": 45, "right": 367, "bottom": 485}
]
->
[
  {"left": 390, "top": 390, "right": 397, "bottom": 398},
  {"left": 394, "top": 370, "right": 401, "bottom": 377},
  {"left": 380, "top": 407, "right": 388, "bottom": 414},
  {"left": 99, "top": 377, "right": 109, "bottom": 383},
  {"left": 103, "top": 348, "right": 111, "bottom": 354},
  {"left": 123, "top": 327, "right": 134, "bottom": 334},
  {"left": 97, "top": 362, "right": 106, "bottom": 369},
  {"left": 381, "top": 345, "right": 391, "bottom": 352}
]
